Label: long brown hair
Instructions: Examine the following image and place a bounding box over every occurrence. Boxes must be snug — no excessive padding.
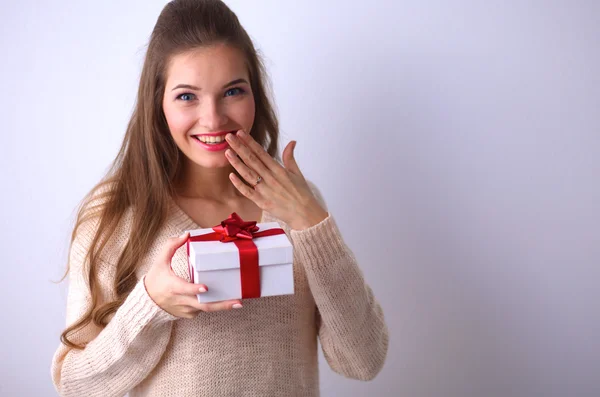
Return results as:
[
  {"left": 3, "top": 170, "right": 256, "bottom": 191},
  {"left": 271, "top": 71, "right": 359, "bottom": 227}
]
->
[{"left": 61, "top": 0, "right": 280, "bottom": 349}]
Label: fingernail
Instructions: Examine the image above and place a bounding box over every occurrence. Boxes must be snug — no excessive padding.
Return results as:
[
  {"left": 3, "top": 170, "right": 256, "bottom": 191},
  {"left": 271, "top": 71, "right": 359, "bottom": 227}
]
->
[
  {"left": 226, "top": 133, "right": 236, "bottom": 141},
  {"left": 237, "top": 130, "right": 246, "bottom": 138},
  {"left": 198, "top": 287, "right": 207, "bottom": 293},
  {"left": 232, "top": 303, "right": 243, "bottom": 309},
  {"left": 179, "top": 232, "right": 189, "bottom": 238}
]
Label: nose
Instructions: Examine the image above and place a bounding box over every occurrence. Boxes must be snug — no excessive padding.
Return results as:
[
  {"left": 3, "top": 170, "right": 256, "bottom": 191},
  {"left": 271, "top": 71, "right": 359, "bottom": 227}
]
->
[{"left": 199, "top": 97, "right": 228, "bottom": 131}]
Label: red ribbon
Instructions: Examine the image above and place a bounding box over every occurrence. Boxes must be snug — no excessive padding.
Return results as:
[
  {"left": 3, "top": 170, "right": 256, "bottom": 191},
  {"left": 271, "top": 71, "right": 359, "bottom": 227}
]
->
[{"left": 186, "top": 212, "right": 285, "bottom": 299}]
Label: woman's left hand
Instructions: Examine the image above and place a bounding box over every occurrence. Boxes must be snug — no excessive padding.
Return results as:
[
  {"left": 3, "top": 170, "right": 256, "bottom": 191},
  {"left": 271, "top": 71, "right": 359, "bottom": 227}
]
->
[{"left": 225, "top": 130, "right": 328, "bottom": 231}]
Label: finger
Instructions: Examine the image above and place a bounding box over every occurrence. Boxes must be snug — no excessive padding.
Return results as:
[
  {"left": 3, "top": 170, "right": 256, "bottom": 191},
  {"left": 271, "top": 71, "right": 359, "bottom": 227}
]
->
[
  {"left": 178, "top": 295, "right": 214, "bottom": 308},
  {"left": 174, "top": 278, "right": 209, "bottom": 296},
  {"left": 225, "top": 132, "right": 272, "bottom": 182},
  {"left": 282, "top": 140, "right": 304, "bottom": 178},
  {"left": 236, "top": 130, "right": 285, "bottom": 175},
  {"left": 229, "top": 172, "right": 266, "bottom": 203},
  {"left": 161, "top": 232, "right": 189, "bottom": 265},
  {"left": 197, "top": 299, "right": 243, "bottom": 312},
  {"left": 225, "top": 148, "right": 261, "bottom": 187}
]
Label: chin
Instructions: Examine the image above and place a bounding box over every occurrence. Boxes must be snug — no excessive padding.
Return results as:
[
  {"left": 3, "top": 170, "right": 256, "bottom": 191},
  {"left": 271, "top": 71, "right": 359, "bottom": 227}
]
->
[{"left": 188, "top": 155, "right": 231, "bottom": 169}]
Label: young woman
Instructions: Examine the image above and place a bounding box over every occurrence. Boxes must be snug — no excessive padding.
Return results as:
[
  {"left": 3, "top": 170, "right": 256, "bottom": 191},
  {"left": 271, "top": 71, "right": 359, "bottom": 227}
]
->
[{"left": 51, "top": 0, "right": 388, "bottom": 395}]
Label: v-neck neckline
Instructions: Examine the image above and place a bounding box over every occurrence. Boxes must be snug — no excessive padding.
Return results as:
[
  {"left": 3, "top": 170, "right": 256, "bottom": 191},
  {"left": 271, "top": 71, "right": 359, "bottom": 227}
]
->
[{"left": 170, "top": 196, "right": 265, "bottom": 230}]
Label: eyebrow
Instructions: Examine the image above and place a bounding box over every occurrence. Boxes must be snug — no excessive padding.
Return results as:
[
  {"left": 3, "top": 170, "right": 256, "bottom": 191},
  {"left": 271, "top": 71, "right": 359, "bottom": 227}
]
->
[{"left": 171, "top": 78, "right": 249, "bottom": 91}]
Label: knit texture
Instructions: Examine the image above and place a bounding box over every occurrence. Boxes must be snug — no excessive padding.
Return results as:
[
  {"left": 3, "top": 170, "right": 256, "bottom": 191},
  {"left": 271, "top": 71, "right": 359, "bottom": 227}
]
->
[{"left": 51, "top": 182, "right": 389, "bottom": 396}]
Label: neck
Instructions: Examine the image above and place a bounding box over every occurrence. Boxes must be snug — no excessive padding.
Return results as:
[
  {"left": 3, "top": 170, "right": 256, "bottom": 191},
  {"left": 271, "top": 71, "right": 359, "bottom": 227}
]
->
[{"left": 175, "top": 160, "right": 241, "bottom": 203}]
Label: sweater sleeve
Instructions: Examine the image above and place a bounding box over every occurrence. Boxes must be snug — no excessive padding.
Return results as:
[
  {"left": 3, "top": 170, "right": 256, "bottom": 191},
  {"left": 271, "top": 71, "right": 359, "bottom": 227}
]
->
[
  {"left": 288, "top": 182, "right": 389, "bottom": 381},
  {"left": 51, "top": 219, "right": 178, "bottom": 397}
]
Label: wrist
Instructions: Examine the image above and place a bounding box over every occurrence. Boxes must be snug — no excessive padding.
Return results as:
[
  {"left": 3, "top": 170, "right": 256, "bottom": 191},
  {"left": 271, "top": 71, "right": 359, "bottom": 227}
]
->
[
  {"left": 290, "top": 208, "right": 328, "bottom": 231},
  {"left": 143, "top": 275, "right": 160, "bottom": 306}
]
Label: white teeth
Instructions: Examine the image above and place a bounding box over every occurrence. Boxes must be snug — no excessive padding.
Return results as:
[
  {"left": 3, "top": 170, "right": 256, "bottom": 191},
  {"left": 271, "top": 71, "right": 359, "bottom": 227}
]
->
[{"left": 197, "top": 135, "right": 225, "bottom": 143}]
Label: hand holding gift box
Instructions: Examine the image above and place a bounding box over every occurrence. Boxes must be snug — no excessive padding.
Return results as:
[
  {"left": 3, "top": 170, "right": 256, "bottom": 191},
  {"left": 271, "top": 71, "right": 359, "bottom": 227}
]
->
[{"left": 186, "top": 212, "right": 294, "bottom": 303}]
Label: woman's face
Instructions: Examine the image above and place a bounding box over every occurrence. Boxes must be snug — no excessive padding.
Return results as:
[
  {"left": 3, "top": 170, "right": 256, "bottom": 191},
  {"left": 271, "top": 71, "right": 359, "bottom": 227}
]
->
[{"left": 162, "top": 44, "right": 255, "bottom": 170}]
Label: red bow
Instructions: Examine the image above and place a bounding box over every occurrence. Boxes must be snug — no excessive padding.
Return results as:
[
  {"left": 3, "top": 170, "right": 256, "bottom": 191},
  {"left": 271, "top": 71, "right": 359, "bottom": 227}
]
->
[
  {"left": 186, "top": 212, "right": 285, "bottom": 299},
  {"left": 212, "top": 212, "right": 260, "bottom": 242}
]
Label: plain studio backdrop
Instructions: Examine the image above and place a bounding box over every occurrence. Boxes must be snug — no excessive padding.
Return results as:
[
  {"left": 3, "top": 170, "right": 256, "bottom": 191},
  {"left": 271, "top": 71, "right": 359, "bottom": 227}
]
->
[{"left": 1, "top": 1, "right": 599, "bottom": 396}]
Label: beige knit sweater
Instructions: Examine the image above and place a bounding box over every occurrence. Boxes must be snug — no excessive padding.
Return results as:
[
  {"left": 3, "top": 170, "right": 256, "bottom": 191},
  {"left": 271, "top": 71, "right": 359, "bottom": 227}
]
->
[{"left": 51, "top": 183, "right": 389, "bottom": 396}]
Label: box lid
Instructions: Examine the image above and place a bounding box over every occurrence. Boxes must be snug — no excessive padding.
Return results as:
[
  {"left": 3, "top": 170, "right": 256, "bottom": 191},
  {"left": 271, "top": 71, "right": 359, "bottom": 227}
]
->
[{"left": 187, "top": 222, "right": 293, "bottom": 272}]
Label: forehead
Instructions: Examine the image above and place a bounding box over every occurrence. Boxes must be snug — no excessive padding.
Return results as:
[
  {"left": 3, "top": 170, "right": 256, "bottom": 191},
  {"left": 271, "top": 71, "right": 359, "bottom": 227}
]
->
[{"left": 165, "top": 44, "right": 248, "bottom": 87}]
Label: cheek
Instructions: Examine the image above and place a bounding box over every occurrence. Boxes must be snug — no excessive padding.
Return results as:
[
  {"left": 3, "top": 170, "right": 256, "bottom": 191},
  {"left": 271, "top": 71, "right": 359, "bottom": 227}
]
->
[
  {"left": 163, "top": 105, "right": 196, "bottom": 138},
  {"left": 236, "top": 97, "right": 256, "bottom": 129}
]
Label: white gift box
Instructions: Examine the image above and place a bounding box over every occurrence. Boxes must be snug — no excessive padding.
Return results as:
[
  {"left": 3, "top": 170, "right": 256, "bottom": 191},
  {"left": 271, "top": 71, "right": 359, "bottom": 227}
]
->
[{"left": 186, "top": 222, "right": 294, "bottom": 303}]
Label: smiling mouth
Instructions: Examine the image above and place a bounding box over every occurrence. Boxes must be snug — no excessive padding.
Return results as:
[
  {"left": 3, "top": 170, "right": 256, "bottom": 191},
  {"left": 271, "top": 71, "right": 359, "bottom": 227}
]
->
[
  {"left": 193, "top": 135, "right": 226, "bottom": 145},
  {"left": 192, "top": 130, "right": 235, "bottom": 144}
]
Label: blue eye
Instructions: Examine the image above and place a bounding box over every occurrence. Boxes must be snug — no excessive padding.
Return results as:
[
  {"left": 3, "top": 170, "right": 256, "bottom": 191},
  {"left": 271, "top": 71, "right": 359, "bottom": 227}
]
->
[
  {"left": 225, "top": 87, "right": 245, "bottom": 97},
  {"left": 176, "top": 93, "right": 196, "bottom": 101}
]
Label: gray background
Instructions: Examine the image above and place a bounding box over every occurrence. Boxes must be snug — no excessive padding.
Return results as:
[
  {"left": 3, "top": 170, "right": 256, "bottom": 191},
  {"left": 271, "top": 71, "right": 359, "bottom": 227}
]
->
[{"left": 1, "top": 1, "right": 599, "bottom": 396}]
